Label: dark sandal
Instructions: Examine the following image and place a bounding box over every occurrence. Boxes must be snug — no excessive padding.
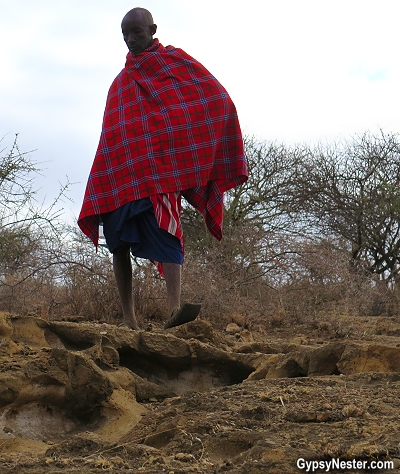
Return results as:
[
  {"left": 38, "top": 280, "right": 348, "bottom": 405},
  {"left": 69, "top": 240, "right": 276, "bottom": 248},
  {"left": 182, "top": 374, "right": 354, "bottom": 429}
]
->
[{"left": 164, "top": 303, "right": 201, "bottom": 329}]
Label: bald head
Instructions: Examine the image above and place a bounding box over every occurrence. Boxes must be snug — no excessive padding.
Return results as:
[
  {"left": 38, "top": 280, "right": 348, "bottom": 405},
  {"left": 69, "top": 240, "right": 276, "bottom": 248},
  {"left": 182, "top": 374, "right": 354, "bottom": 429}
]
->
[
  {"left": 123, "top": 7, "right": 154, "bottom": 25},
  {"left": 121, "top": 7, "right": 157, "bottom": 55}
]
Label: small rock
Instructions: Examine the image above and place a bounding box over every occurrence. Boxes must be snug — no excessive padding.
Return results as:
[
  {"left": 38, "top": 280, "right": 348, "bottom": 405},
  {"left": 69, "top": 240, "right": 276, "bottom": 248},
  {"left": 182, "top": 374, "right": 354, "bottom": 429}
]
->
[
  {"left": 291, "top": 336, "right": 307, "bottom": 345},
  {"left": 175, "top": 452, "right": 194, "bottom": 462},
  {"left": 226, "top": 323, "right": 241, "bottom": 334},
  {"left": 241, "top": 329, "right": 253, "bottom": 342},
  {"left": 391, "top": 458, "right": 400, "bottom": 469},
  {"left": 342, "top": 404, "right": 363, "bottom": 418}
]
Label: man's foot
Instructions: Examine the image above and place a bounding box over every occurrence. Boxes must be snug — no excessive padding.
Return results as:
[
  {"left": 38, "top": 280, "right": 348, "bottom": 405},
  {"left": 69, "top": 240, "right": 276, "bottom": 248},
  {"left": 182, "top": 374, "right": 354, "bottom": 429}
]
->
[{"left": 164, "top": 303, "right": 202, "bottom": 329}]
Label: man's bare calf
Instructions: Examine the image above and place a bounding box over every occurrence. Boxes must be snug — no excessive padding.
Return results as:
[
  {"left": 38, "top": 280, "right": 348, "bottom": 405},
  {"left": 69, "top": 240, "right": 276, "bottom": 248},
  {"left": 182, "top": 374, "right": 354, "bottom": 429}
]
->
[
  {"left": 113, "top": 246, "right": 138, "bottom": 329},
  {"left": 113, "top": 246, "right": 183, "bottom": 330}
]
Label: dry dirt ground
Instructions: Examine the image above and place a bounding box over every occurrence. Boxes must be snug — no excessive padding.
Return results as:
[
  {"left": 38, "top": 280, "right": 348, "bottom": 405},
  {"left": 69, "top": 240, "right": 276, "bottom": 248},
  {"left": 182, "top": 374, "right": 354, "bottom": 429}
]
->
[{"left": 1, "top": 311, "right": 400, "bottom": 473}]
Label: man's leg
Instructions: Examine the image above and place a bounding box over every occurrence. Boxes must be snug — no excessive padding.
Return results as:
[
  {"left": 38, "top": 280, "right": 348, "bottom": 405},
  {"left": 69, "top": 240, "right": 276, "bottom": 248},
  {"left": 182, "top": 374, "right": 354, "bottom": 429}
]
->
[
  {"left": 162, "top": 262, "right": 181, "bottom": 315},
  {"left": 113, "top": 245, "right": 138, "bottom": 329},
  {"left": 163, "top": 262, "right": 201, "bottom": 329}
]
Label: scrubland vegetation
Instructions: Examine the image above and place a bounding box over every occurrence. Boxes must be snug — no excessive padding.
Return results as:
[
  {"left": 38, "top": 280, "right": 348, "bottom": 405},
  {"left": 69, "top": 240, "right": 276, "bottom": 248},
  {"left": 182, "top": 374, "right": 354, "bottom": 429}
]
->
[{"left": 1, "top": 131, "right": 400, "bottom": 329}]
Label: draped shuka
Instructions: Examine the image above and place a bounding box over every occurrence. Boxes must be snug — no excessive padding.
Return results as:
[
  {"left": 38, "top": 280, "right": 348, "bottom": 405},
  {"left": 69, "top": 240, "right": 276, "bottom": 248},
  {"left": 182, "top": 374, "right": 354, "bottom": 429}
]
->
[{"left": 78, "top": 39, "right": 248, "bottom": 246}]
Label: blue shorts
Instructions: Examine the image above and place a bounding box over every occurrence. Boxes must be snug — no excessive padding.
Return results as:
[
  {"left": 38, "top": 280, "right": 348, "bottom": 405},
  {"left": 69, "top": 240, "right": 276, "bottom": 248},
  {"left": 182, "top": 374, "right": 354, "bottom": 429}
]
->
[{"left": 101, "top": 198, "right": 183, "bottom": 264}]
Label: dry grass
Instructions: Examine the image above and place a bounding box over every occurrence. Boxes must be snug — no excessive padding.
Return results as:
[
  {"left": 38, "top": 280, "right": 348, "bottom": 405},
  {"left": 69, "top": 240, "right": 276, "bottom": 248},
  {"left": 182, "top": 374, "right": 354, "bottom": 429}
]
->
[{"left": 1, "top": 226, "right": 399, "bottom": 334}]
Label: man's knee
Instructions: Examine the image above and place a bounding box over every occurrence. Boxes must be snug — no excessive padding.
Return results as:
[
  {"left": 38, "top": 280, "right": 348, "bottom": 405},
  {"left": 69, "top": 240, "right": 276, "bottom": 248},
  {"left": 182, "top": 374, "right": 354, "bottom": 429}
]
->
[{"left": 113, "top": 245, "right": 131, "bottom": 262}]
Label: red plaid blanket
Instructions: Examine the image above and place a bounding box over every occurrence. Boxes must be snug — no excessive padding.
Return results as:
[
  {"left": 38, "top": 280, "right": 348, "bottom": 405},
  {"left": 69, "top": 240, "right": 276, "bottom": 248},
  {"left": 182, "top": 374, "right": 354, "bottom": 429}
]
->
[{"left": 78, "top": 39, "right": 248, "bottom": 245}]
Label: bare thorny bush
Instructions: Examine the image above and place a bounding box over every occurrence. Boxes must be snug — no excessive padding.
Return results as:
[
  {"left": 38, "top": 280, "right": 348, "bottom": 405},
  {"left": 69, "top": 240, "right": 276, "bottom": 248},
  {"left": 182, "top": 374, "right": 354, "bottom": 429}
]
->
[
  {"left": 2, "top": 132, "right": 400, "bottom": 330},
  {"left": 0, "top": 134, "right": 71, "bottom": 316}
]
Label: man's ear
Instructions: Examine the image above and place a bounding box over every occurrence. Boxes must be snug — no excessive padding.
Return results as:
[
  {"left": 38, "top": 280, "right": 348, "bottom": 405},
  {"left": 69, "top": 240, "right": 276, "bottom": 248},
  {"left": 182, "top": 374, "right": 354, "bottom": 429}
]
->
[{"left": 150, "top": 24, "right": 157, "bottom": 35}]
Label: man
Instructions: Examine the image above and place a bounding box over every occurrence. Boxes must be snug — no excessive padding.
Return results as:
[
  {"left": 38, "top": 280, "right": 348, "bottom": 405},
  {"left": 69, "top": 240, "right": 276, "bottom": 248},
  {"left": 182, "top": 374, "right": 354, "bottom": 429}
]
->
[{"left": 78, "top": 7, "right": 248, "bottom": 330}]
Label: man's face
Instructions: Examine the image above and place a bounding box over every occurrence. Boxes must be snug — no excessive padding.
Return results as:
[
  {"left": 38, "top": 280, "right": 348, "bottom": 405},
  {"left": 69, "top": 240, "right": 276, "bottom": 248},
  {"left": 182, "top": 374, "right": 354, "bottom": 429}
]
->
[{"left": 121, "top": 14, "right": 157, "bottom": 55}]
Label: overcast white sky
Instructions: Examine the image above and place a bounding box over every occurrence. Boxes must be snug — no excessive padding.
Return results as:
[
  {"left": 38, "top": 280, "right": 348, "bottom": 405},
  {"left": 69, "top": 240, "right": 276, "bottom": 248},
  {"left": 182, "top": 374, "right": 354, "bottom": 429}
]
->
[{"left": 1, "top": 0, "right": 400, "bottom": 221}]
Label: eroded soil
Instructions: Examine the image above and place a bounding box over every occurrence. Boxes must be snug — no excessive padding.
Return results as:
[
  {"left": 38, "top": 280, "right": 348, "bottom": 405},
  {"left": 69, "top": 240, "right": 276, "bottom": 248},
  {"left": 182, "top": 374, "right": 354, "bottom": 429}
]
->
[{"left": 1, "top": 312, "right": 400, "bottom": 473}]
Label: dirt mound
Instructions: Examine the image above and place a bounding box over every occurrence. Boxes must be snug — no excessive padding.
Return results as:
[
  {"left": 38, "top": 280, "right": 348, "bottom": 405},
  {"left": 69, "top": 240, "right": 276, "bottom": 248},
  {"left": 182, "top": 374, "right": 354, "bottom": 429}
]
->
[{"left": 1, "top": 312, "right": 400, "bottom": 472}]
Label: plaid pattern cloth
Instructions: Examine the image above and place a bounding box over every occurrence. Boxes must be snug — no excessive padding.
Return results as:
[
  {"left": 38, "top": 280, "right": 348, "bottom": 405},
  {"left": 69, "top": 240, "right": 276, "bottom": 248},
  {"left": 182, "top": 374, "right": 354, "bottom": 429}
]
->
[{"left": 78, "top": 39, "right": 248, "bottom": 246}]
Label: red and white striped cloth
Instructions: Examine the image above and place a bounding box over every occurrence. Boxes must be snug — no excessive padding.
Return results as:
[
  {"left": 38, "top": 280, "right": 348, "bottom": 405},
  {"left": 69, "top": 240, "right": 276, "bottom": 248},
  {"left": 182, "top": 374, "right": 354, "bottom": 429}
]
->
[{"left": 150, "top": 191, "right": 182, "bottom": 244}]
